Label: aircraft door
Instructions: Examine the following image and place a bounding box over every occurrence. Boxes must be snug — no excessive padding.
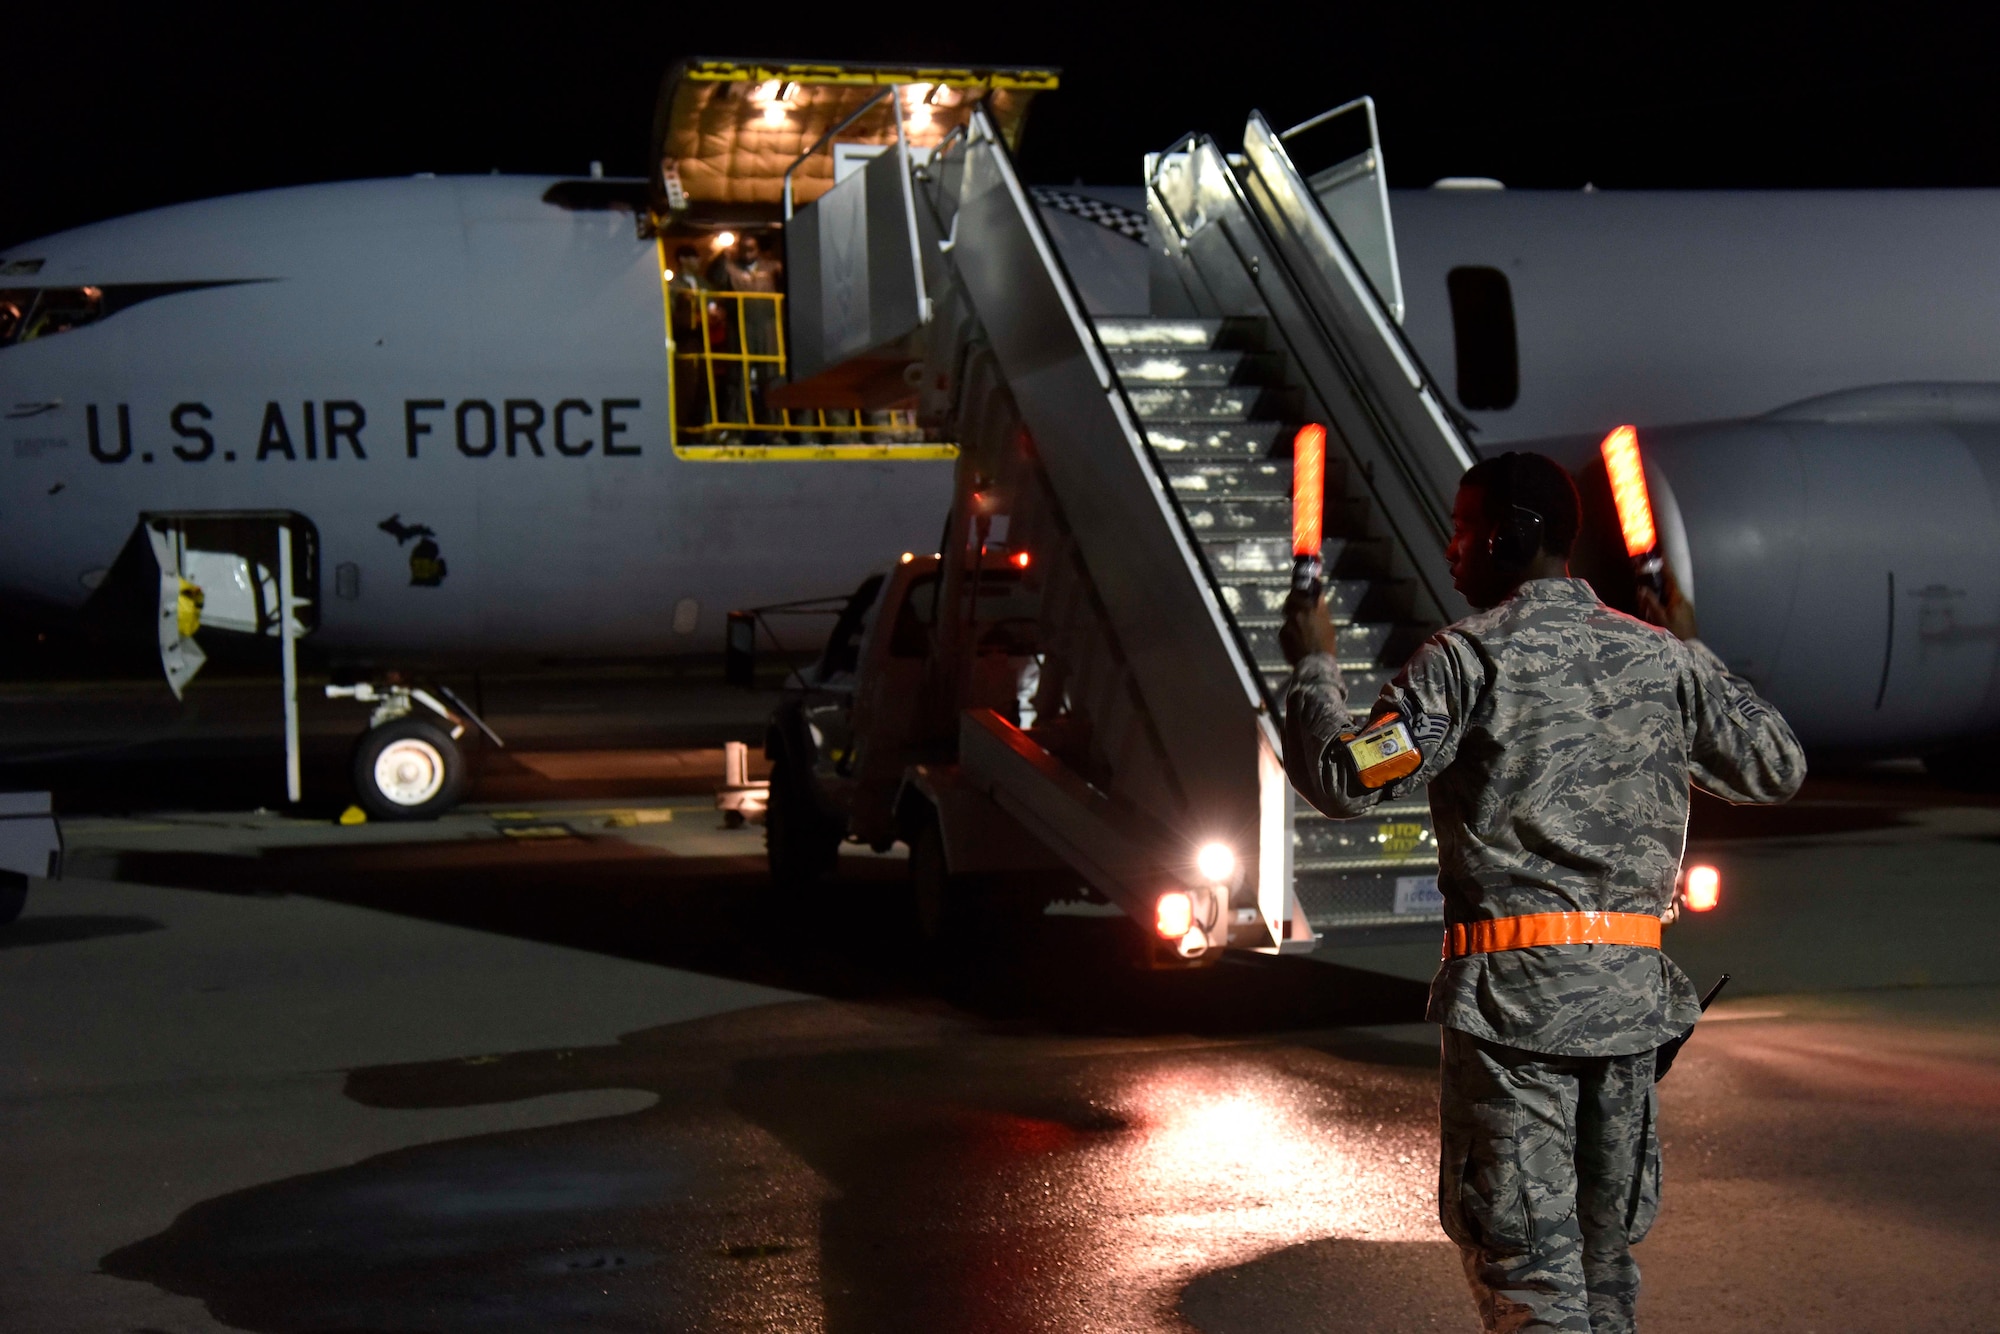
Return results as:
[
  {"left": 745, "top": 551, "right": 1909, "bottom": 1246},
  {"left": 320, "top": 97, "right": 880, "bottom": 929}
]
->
[
  {"left": 145, "top": 512, "right": 319, "bottom": 697},
  {"left": 144, "top": 512, "right": 318, "bottom": 800}
]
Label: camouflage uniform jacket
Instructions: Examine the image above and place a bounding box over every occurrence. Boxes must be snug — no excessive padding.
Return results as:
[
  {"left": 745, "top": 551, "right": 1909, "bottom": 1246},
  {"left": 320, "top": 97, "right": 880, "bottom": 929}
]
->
[{"left": 1284, "top": 578, "right": 1806, "bottom": 1057}]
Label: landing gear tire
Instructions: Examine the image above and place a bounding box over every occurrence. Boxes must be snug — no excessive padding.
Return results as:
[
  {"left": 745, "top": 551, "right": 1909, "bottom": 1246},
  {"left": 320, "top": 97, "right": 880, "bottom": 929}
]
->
[
  {"left": 353, "top": 719, "right": 465, "bottom": 820},
  {"left": 765, "top": 758, "right": 840, "bottom": 886}
]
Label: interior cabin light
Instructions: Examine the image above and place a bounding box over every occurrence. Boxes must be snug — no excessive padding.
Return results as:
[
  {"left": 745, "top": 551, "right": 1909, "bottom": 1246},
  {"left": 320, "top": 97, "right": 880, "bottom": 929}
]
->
[
  {"left": 763, "top": 99, "right": 788, "bottom": 126},
  {"left": 1684, "top": 865, "right": 1721, "bottom": 912},
  {"left": 713, "top": 231, "right": 736, "bottom": 250},
  {"left": 900, "top": 552, "right": 914, "bottom": 564},
  {"left": 1155, "top": 891, "right": 1194, "bottom": 940},
  {"left": 1195, "top": 841, "right": 1236, "bottom": 884}
]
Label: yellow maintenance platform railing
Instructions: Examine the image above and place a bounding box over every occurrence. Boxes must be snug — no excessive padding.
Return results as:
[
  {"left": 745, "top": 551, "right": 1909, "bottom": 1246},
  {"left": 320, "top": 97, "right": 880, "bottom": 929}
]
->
[{"left": 658, "top": 274, "right": 956, "bottom": 461}]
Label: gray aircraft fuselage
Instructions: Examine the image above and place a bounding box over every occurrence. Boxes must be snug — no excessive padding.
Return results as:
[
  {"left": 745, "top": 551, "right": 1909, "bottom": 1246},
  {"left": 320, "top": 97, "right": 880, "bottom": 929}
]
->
[
  {"left": 8, "top": 175, "right": 2000, "bottom": 754},
  {"left": 0, "top": 176, "right": 956, "bottom": 660}
]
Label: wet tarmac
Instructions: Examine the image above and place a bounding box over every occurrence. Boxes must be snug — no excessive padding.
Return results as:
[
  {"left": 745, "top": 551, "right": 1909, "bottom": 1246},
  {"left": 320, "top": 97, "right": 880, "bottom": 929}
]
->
[{"left": 5, "top": 748, "right": 2000, "bottom": 1332}]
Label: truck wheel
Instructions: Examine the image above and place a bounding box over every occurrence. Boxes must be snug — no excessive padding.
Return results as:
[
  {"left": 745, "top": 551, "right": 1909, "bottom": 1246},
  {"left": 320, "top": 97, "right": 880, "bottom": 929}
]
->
[
  {"left": 766, "top": 758, "right": 839, "bottom": 884},
  {"left": 0, "top": 871, "right": 26, "bottom": 926},
  {"left": 353, "top": 719, "right": 465, "bottom": 820}
]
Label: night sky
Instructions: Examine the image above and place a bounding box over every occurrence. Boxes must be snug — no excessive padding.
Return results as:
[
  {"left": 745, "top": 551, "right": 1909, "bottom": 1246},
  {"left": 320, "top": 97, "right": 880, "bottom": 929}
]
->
[{"left": 6, "top": 4, "right": 1988, "bottom": 250}]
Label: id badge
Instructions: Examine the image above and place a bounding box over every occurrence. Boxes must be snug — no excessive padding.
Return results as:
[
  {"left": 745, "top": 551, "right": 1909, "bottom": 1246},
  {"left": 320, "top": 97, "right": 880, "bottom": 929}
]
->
[{"left": 1344, "top": 714, "right": 1422, "bottom": 789}]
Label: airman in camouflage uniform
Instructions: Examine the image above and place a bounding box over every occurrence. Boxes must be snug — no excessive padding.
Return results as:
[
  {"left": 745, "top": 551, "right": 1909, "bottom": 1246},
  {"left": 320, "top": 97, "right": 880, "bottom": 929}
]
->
[{"left": 1281, "top": 452, "right": 1805, "bottom": 1332}]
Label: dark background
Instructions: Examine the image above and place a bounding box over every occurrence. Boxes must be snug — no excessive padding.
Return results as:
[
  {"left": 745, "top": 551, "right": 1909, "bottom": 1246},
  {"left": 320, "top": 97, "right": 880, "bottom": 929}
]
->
[{"left": 4, "top": 4, "right": 1988, "bottom": 250}]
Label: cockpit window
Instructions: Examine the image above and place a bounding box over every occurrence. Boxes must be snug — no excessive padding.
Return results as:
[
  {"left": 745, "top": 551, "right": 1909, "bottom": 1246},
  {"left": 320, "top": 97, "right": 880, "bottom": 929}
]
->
[
  {"left": 0, "top": 287, "right": 104, "bottom": 347},
  {"left": 1446, "top": 266, "right": 1519, "bottom": 410}
]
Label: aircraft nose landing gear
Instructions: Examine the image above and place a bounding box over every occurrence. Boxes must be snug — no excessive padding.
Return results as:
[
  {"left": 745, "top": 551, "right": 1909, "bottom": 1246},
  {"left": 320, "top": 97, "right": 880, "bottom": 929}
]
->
[
  {"left": 328, "top": 680, "right": 499, "bottom": 820},
  {"left": 354, "top": 719, "right": 464, "bottom": 819}
]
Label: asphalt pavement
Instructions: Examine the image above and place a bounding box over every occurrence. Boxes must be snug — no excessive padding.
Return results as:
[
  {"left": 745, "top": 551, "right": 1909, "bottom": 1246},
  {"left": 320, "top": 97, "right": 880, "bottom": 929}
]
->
[{"left": 4, "top": 756, "right": 1999, "bottom": 1332}]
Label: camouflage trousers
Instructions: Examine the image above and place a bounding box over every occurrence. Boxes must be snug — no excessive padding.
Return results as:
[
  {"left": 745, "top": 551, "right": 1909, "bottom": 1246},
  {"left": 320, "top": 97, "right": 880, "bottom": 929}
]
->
[{"left": 1438, "top": 1027, "right": 1662, "bottom": 1333}]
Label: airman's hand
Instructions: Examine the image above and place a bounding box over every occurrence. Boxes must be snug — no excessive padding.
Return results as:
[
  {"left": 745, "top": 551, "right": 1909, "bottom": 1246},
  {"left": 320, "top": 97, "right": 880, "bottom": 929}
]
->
[
  {"left": 1280, "top": 588, "right": 1343, "bottom": 665},
  {"left": 1636, "top": 567, "right": 1700, "bottom": 642}
]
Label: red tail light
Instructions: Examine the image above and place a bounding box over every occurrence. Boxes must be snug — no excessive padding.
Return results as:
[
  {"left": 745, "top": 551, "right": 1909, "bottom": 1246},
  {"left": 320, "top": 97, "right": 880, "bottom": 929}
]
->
[
  {"left": 1684, "top": 865, "right": 1720, "bottom": 912},
  {"left": 1292, "top": 424, "right": 1326, "bottom": 559},
  {"left": 1155, "top": 891, "right": 1194, "bottom": 940}
]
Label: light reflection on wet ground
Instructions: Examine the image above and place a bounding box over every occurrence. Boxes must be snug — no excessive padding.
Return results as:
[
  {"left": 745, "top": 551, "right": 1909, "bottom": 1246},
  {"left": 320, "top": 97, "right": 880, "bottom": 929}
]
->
[
  {"left": 27, "top": 762, "right": 2000, "bottom": 1331},
  {"left": 102, "top": 1003, "right": 1448, "bottom": 1333},
  {"left": 94, "top": 979, "right": 2000, "bottom": 1332}
]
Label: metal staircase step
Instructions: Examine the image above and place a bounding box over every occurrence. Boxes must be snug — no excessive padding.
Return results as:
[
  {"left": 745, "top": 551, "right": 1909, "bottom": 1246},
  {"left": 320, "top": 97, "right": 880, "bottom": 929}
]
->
[
  {"left": 1093, "top": 317, "right": 1224, "bottom": 350},
  {"left": 1127, "top": 386, "right": 1266, "bottom": 421},
  {"left": 1200, "top": 534, "right": 1335, "bottom": 574},
  {"left": 1216, "top": 576, "right": 1369, "bottom": 620},
  {"left": 1109, "top": 349, "right": 1247, "bottom": 386},
  {"left": 1179, "top": 495, "right": 1292, "bottom": 535},
  {"left": 1164, "top": 460, "right": 1291, "bottom": 498},
  {"left": 1142, "top": 421, "right": 1284, "bottom": 458},
  {"left": 1238, "top": 619, "right": 1392, "bottom": 664}
]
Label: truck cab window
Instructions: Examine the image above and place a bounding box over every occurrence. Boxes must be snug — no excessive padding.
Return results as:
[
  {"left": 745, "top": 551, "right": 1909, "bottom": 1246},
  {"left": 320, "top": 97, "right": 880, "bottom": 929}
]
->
[
  {"left": 889, "top": 574, "right": 941, "bottom": 658},
  {"left": 1446, "top": 267, "right": 1518, "bottom": 410},
  {"left": 817, "top": 574, "right": 886, "bottom": 678}
]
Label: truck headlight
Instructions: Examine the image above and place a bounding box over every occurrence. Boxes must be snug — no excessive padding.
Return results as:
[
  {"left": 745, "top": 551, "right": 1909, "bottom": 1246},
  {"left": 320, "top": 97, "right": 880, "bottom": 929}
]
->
[{"left": 1194, "top": 841, "right": 1235, "bottom": 885}]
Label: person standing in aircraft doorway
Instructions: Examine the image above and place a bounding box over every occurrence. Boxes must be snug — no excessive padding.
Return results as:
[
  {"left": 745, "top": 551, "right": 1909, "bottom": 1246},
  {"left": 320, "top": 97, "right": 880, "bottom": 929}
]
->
[
  {"left": 1280, "top": 451, "right": 1805, "bottom": 1333},
  {"left": 708, "top": 232, "right": 785, "bottom": 441}
]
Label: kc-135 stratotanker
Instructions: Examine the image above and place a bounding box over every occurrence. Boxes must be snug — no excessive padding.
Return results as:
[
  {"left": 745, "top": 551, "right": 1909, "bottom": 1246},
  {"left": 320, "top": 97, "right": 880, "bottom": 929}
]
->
[{"left": 4, "top": 59, "right": 1998, "bottom": 947}]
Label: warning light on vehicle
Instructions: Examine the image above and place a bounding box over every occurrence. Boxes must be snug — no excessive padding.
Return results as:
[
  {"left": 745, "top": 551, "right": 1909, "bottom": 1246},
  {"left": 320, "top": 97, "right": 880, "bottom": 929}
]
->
[
  {"left": 1010, "top": 551, "right": 1031, "bottom": 569},
  {"left": 1600, "top": 424, "right": 1657, "bottom": 558},
  {"left": 1292, "top": 424, "right": 1326, "bottom": 559},
  {"left": 1684, "top": 864, "right": 1721, "bottom": 912},
  {"left": 1194, "top": 841, "right": 1236, "bottom": 884},
  {"left": 1155, "top": 890, "right": 1194, "bottom": 940}
]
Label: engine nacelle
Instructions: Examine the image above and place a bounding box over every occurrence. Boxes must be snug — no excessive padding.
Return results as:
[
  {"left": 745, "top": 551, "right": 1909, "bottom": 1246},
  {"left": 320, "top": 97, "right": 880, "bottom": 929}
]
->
[{"left": 1562, "top": 384, "right": 2000, "bottom": 756}]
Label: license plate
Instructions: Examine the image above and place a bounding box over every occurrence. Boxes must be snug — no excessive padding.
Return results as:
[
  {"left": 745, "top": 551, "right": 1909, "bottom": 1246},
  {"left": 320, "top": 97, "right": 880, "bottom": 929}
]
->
[{"left": 1393, "top": 874, "right": 1443, "bottom": 915}]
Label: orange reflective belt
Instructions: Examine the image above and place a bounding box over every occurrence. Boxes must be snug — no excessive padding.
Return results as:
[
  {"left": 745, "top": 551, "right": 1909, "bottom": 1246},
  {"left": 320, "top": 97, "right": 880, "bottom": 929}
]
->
[{"left": 1444, "top": 911, "right": 1663, "bottom": 959}]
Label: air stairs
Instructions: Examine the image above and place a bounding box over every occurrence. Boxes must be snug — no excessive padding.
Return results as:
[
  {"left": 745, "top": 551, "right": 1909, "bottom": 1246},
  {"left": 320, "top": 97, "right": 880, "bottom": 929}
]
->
[
  {"left": 1099, "top": 313, "right": 1456, "bottom": 934},
  {"left": 794, "top": 96, "right": 1475, "bottom": 948}
]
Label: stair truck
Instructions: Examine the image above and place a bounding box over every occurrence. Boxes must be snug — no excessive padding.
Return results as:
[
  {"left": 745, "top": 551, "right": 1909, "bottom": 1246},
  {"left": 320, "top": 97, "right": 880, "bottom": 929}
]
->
[{"left": 720, "top": 74, "right": 1475, "bottom": 960}]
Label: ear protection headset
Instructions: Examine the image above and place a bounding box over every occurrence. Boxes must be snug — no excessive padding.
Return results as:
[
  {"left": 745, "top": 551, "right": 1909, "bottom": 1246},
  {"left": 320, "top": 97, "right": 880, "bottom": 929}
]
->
[{"left": 1485, "top": 452, "right": 1548, "bottom": 570}]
